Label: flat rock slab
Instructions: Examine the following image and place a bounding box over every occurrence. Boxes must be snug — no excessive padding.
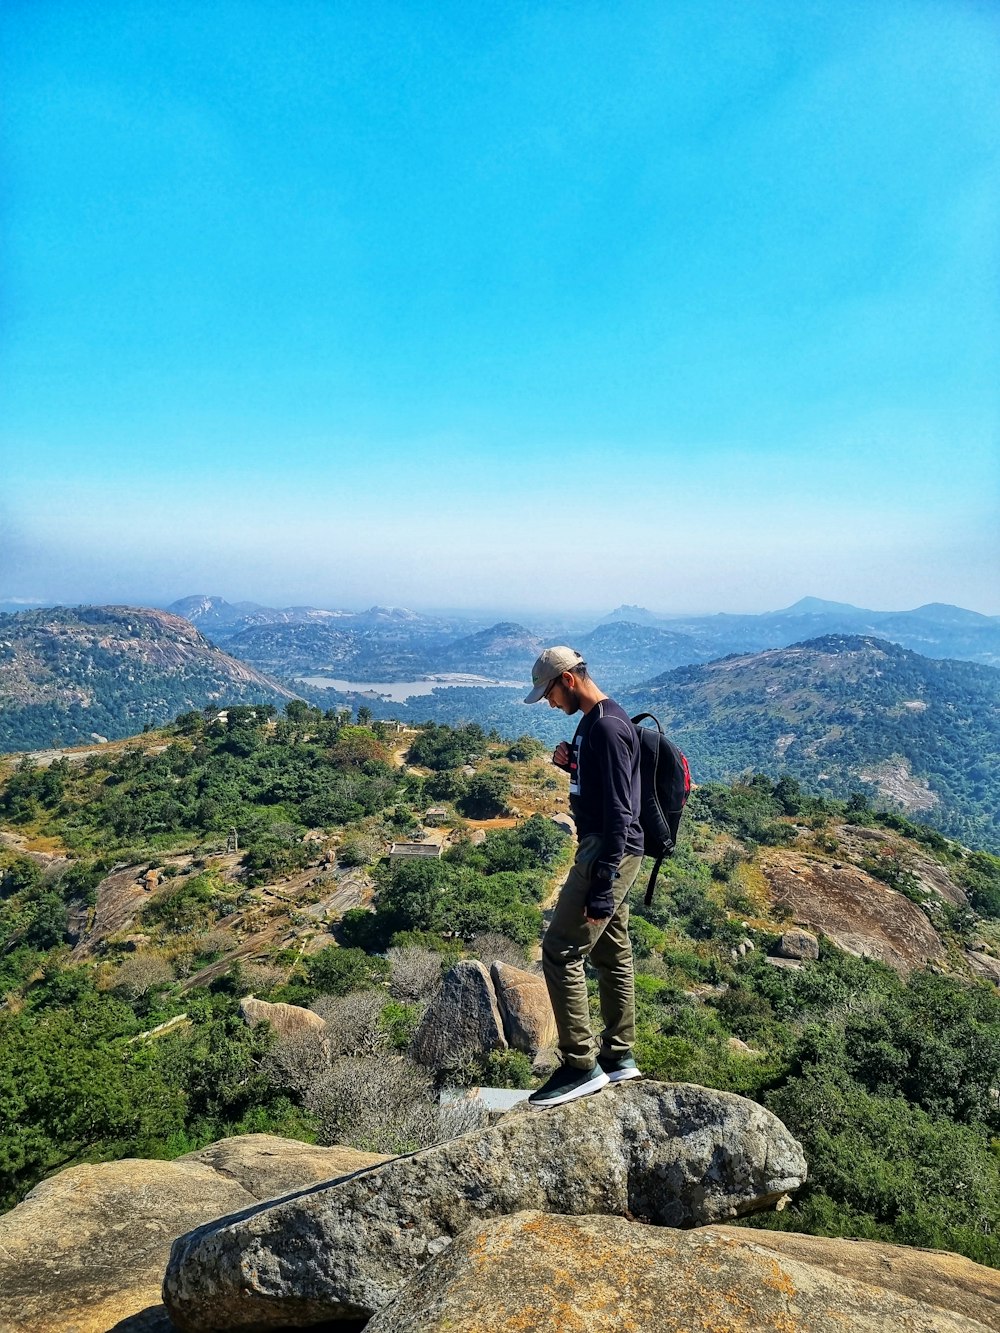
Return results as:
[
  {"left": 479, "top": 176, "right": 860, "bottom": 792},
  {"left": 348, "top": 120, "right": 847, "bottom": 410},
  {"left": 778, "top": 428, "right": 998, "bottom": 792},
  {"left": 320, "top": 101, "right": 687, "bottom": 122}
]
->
[
  {"left": 712, "top": 1225, "right": 1000, "bottom": 1331},
  {"left": 163, "top": 1081, "right": 807, "bottom": 1330},
  {"left": 0, "top": 1138, "right": 385, "bottom": 1333},
  {"left": 762, "top": 853, "right": 945, "bottom": 974},
  {"left": 367, "top": 1211, "right": 1000, "bottom": 1332}
]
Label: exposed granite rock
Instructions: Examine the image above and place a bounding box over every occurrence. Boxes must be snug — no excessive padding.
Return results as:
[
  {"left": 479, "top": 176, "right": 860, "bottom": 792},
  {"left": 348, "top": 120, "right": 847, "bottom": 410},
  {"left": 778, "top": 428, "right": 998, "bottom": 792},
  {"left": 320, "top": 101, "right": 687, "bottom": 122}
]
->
[
  {"left": 0, "top": 1159, "right": 254, "bottom": 1333},
  {"left": 761, "top": 852, "right": 945, "bottom": 974},
  {"left": 776, "top": 927, "right": 820, "bottom": 960},
  {"left": 238, "top": 996, "right": 328, "bottom": 1040},
  {"left": 0, "top": 1138, "right": 384, "bottom": 1333},
  {"left": 410, "top": 959, "right": 507, "bottom": 1067},
  {"left": 367, "top": 1211, "right": 1000, "bottom": 1333},
  {"left": 713, "top": 1225, "right": 1000, "bottom": 1330},
  {"left": 163, "top": 1081, "right": 807, "bottom": 1330},
  {"left": 178, "top": 1134, "right": 387, "bottom": 1204},
  {"left": 965, "top": 949, "right": 1000, "bottom": 986},
  {"left": 490, "top": 959, "right": 555, "bottom": 1054}
]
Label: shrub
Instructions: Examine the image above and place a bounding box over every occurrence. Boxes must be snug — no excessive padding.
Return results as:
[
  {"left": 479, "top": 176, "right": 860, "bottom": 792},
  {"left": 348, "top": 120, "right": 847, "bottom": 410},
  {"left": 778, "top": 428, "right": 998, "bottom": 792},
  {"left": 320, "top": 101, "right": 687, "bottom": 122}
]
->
[
  {"left": 387, "top": 946, "right": 444, "bottom": 1002},
  {"left": 304, "top": 1055, "right": 439, "bottom": 1155}
]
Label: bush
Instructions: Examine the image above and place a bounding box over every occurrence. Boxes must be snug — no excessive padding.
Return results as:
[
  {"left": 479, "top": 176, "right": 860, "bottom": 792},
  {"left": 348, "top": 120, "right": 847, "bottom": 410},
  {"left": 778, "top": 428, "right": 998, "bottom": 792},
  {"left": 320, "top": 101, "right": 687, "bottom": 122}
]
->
[
  {"left": 311, "top": 990, "right": 387, "bottom": 1057},
  {"left": 457, "top": 767, "right": 513, "bottom": 819},
  {"left": 387, "top": 946, "right": 444, "bottom": 1002},
  {"left": 304, "top": 1055, "right": 439, "bottom": 1154},
  {"left": 305, "top": 946, "right": 389, "bottom": 998}
]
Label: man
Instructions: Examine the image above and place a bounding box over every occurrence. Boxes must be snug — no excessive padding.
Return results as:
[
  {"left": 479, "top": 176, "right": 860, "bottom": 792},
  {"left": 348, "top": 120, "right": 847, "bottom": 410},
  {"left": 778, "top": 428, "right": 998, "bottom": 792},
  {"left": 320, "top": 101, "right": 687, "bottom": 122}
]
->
[{"left": 524, "top": 646, "right": 644, "bottom": 1109}]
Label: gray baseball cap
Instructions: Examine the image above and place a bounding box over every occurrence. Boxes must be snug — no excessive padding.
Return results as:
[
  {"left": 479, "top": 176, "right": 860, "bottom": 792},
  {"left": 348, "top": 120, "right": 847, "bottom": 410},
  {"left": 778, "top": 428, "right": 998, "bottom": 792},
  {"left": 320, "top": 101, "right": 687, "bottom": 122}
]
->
[{"left": 525, "top": 646, "right": 585, "bottom": 703}]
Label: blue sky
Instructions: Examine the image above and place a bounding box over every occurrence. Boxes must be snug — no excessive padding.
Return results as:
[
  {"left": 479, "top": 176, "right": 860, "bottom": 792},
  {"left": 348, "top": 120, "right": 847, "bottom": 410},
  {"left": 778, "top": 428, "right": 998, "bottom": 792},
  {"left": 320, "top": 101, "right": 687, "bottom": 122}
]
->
[{"left": 2, "top": 0, "right": 998, "bottom": 616}]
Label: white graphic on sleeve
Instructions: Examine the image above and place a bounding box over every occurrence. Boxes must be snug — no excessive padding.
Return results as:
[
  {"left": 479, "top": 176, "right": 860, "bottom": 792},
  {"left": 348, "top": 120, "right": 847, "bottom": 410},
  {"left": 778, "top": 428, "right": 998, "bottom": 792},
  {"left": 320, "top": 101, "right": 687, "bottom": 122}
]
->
[{"left": 568, "top": 736, "right": 580, "bottom": 795}]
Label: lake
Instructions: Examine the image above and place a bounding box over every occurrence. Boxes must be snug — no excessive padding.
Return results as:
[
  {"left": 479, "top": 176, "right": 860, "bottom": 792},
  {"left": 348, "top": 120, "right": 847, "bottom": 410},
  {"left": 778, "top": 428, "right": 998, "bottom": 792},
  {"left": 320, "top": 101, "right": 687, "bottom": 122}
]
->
[{"left": 294, "top": 673, "right": 524, "bottom": 702}]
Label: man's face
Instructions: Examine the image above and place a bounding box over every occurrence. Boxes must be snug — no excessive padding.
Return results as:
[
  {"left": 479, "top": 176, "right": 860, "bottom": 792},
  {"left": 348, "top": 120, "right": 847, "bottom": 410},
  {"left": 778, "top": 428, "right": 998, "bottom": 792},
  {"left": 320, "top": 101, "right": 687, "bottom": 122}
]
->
[{"left": 545, "top": 673, "right": 580, "bottom": 715}]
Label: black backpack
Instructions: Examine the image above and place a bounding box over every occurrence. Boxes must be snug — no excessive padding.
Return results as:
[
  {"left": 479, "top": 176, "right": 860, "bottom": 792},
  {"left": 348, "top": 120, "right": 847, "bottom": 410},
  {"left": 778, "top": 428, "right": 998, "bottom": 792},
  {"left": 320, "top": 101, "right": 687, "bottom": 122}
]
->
[{"left": 631, "top": 712, "right": 691, "bottom": 905}]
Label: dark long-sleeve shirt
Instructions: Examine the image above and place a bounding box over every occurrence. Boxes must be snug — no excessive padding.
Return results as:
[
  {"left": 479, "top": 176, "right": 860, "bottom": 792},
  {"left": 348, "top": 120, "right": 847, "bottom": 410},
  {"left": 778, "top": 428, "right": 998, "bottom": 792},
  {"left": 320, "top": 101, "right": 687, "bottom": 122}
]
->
[{"left": 567, "top": 698, "right": 643, "bottom": 879}]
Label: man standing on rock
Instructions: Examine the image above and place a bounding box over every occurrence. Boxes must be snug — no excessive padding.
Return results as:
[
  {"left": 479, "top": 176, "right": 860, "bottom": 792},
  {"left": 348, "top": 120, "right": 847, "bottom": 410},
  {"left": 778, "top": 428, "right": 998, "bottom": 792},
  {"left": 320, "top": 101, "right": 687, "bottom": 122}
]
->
[{"left": 524, "top": 646, "right": 644, "bottom": 1108}]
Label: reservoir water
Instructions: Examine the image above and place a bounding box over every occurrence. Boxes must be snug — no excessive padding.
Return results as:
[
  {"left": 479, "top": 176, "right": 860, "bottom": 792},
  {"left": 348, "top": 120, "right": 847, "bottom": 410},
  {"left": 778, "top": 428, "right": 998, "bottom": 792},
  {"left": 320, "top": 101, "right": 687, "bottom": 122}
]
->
[{"left": 294, "top": 673, "right": 524, "bottom": 702}]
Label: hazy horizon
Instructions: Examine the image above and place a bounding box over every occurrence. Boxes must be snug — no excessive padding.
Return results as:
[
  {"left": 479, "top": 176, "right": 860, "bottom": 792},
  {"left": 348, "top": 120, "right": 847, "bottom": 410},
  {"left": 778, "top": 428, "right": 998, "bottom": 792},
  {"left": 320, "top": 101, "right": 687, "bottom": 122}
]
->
[
  {"left": 3, "top": 2, "right": 998, "bottom": 615},
  {"left": 1, "top": 589, "right": 998, "bottom": 625}
]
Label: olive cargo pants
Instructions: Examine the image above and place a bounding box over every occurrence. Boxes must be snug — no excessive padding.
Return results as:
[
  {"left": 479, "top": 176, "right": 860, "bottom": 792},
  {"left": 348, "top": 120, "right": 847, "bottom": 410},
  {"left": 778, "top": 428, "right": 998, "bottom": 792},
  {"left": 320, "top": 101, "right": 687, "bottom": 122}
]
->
[{"left": 541, "top": 834, "right": 643, "bottom": 1069}]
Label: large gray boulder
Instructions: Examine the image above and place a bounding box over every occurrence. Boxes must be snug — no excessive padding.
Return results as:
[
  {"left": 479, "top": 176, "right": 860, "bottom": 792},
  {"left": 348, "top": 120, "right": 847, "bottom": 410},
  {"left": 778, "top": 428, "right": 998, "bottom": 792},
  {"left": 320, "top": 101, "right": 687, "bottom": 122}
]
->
[
  {"left": 163, "top": 1081, "right": 807, "bottom": 1330},
  {"left": 367, "top": 1211, "right": 1000, "bottom": 1333},
  {"left": 490, "top": 959, "right": 556, "bottom": 1055},
  {"left": 410, "top": 959, "right": 507, "bottom": 1067}
]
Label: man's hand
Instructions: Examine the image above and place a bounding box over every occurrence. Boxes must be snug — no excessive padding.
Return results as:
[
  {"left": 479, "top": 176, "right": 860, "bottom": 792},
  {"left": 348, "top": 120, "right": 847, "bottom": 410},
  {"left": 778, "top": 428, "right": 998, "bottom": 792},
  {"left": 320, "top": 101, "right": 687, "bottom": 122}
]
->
[{"left": 552, "top": 741, "right": 572, "bottom": 769}]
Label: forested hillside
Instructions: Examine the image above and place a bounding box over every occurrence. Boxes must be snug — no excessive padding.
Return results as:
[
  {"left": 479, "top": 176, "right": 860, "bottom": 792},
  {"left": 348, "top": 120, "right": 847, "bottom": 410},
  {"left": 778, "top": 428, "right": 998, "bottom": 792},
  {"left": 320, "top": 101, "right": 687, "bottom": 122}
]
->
[
  {"left": 622, "top": 635, "right": 1000, "bottom": 851},
  {"left": 1, "top": 709, "right": 999, "bottom": 1268},
  {"left": 0, "top": 606, "right": 295, "bottom": 751}
]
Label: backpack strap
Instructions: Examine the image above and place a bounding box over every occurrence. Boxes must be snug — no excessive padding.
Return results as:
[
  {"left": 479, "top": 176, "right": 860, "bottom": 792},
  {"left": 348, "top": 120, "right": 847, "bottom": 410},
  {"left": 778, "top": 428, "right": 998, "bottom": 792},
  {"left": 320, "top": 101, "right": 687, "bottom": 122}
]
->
[
  {"left": 630, "top": 712, "right": 664, "bottom": 733},
  {"left": 644, "top": 852, "right": 664, "bottom": 907}
]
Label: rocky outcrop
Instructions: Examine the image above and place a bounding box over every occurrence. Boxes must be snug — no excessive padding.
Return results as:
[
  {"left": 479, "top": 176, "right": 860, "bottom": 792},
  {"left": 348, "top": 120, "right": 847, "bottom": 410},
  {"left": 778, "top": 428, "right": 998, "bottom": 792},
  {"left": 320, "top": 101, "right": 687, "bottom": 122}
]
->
[
  {"left": 775, "top": 927, "right": 820, "bottom": 960},
  {"left": 0, "top": 1136, "right": 385, "bottom": 1333},
  {"left": 163, "top": 1081, "right": 806, "bottom": 1330},
  {"left": 762, "top": 852, "right": 945, "bottom": 973},
  {"left": 490, "top": 959, "right": 556, "bottom": 1054},
  {"left": 367, "top": 1211, "right": 1000, "bottom": 1333},
  {"left": 179, "top": 1134, "right": 388, "bottom": 1202},
  {"left": 238, "top": 995, "right": 328, "bottom": 1041},
  {"left": 410, "top": 959, "right": 507, "bottom": 1067},
  {"left": 966, "top": 948, "right": 1000, "bottom": 986}
]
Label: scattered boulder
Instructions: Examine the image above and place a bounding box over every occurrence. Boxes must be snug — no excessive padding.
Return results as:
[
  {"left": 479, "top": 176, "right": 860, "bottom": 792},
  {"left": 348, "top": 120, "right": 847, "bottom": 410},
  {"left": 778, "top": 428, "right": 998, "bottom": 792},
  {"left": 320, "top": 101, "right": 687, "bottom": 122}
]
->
[
  {"left": 411, "top": 959, "right": 507, "bottom": 1067},
  {"left": 0, "top": 1137, "right": 385, "bottom": 1333},
  {"left": 162, "top": 1081, "right": 807, "bottom": 1330},
  {"left": 766, "top": 955, "right": 802, "bottom": 971},
  {"left": 490, "top": 959, "right": 556, "bottom": 1054},
  {"left": 238, "top": 996, "right": 328, "bottom": 1040},
  {"left": 367, "top": 1211, "right": 1000, "bottom": 1333},
  {"left": 775, "top": 927, "right": 820, "bottom": 961}
]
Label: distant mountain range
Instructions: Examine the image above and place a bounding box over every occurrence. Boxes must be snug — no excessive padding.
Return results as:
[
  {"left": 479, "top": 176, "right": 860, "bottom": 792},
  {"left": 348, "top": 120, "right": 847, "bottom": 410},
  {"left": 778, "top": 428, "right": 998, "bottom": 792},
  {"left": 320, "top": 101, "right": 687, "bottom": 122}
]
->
[
  {"left": 3, "top": 601, "right": 999, "bottom": 850},
  {"left": 167, "top": 594, "right": 1000, "bottom": 686},
  {"left": 0, "top": 606, "right": 296, "bottom": 752}
]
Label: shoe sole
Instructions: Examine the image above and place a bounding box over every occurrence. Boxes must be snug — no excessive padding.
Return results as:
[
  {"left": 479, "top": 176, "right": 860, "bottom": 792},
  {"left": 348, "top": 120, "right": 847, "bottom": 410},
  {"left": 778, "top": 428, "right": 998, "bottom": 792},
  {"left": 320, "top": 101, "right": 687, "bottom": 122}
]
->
[
  {"left": 604, "top": 1067, "right": 643, "bottom": 1083},
  {"left": 527, "top": 1070, "right": 610, "bottom": 1110}
]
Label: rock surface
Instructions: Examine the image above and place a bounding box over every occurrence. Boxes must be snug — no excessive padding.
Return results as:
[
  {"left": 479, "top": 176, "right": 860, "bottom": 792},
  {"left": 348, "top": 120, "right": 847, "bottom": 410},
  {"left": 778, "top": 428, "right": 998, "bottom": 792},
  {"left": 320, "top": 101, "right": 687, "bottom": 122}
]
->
[
  {"left": 762, "top": 853, "right": 945, "bottom": 973},
  {"left": 178, "top": 1134, "right": 388, "bottom": 1206},
  {"left": 410, "top": 959, "right": 507, "bottom": 1067},
  {"left": 490, "top": 959, "right": 556, "bottom": 1054},
  {"left": 238, "top": 996, "right": 328, "bottom": 1040},
  {"left": 0, "top": 1159, "right": 253, "bottom": 1333},
  {"left": 163, "top": 1080, "right": 807, "bottom": 1330},
  {"left": 0, "top": 1137, "right": 385, "bottom": 1333},
  {"left": 966, "top": 949, "right": 1000, "bottom": 986},
  {"left": 713, "top": 1225, "right": 1000, "bottom": 1330},
  {"left": 367, "top": 1211, "right": 1000, "bottom": 1333},
  {"left": 776, "top": 927, "right": 820, "bottom": 960}
]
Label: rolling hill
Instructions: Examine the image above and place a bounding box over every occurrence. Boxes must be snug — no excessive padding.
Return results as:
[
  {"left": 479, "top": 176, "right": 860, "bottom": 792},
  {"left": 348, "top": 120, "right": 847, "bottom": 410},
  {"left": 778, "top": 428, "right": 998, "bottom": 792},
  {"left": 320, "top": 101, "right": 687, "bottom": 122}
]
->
[
  {"left": 621, "top": 635, "right": 1000, "bottom": 850},
  {"left": 0, "top": 606, "right": 297, "bottom": 752}
]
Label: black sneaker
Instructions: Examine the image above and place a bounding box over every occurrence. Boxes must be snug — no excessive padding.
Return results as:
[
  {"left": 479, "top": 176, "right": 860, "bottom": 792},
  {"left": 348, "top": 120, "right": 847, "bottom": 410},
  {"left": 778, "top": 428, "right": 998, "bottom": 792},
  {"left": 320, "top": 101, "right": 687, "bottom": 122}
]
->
[
  {"left": 597, "top": 1052, "right": 643, "bottom": 1083},
  {"left": 527, "top": 1063, "right": 610, "bottom": 1110}
]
